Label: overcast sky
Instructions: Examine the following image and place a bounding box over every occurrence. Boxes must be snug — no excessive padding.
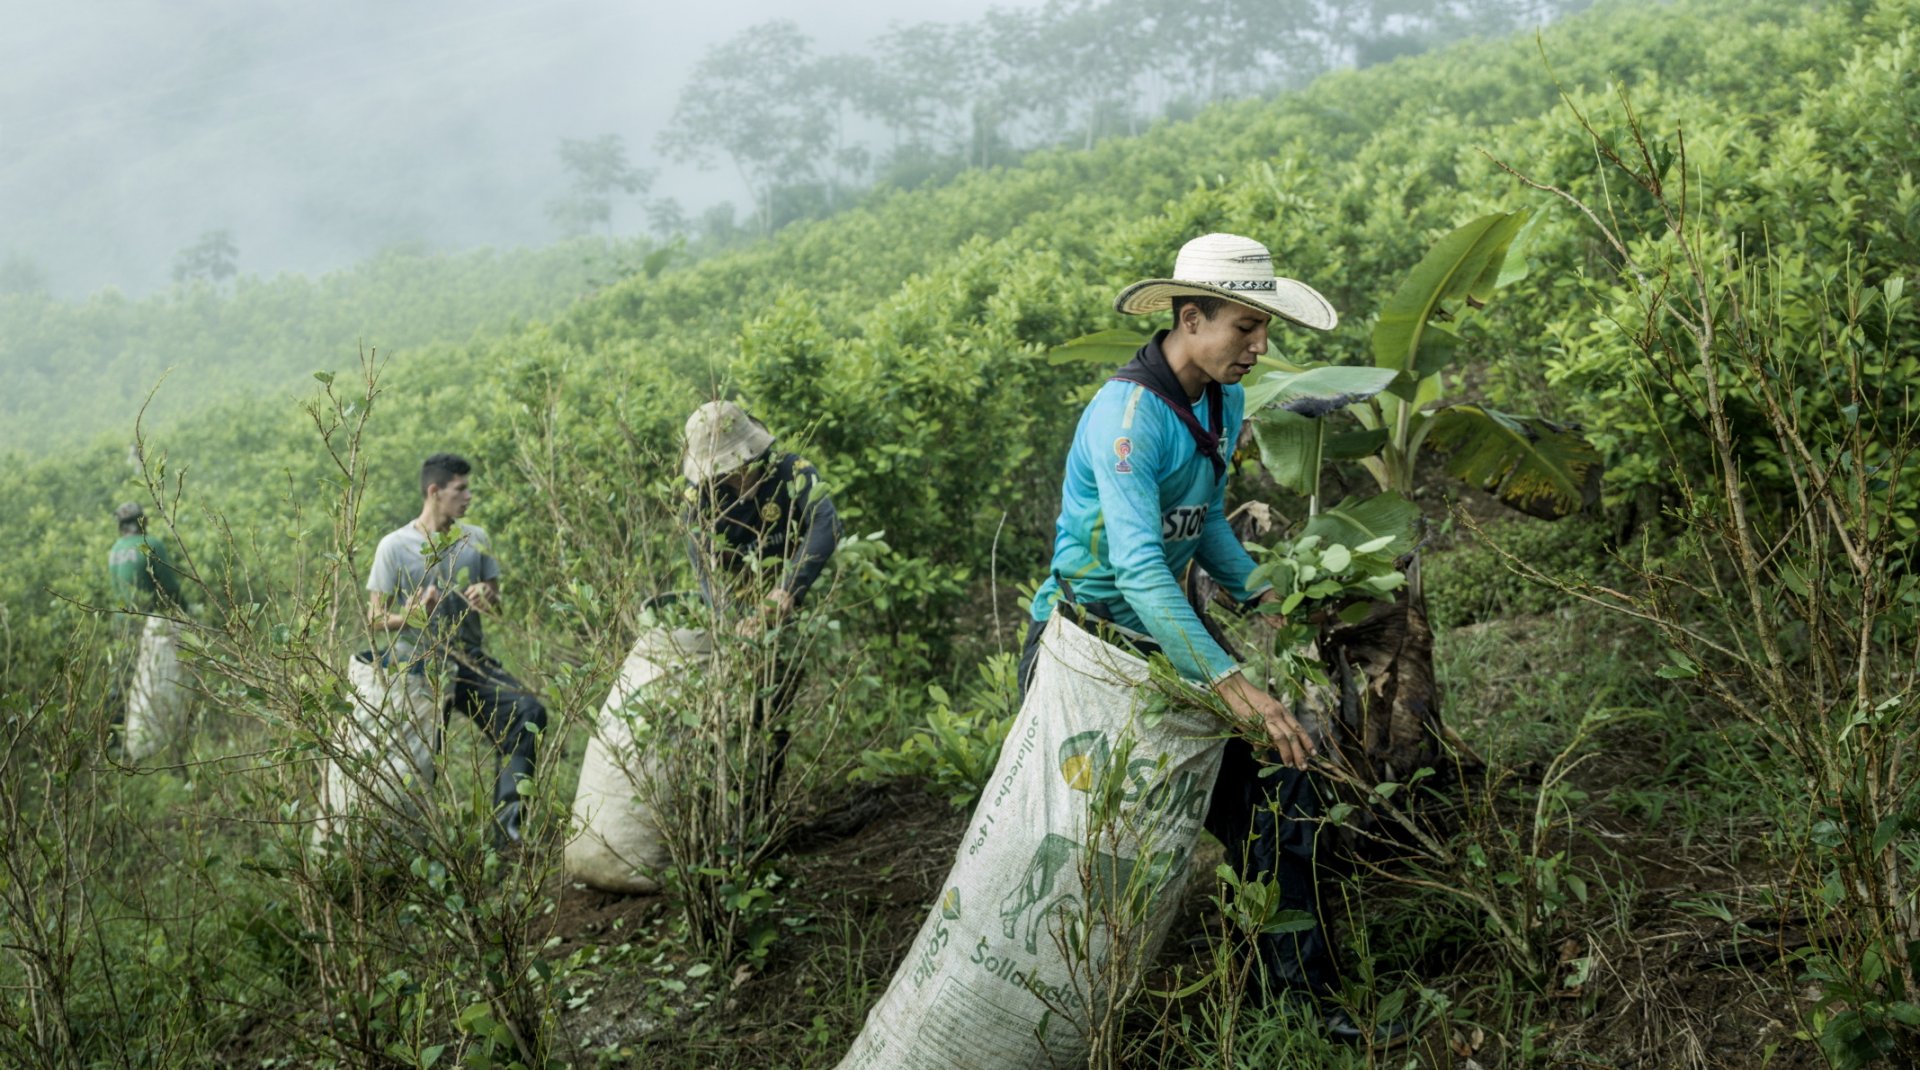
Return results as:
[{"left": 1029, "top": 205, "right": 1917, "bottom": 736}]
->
[{"left": 0, "top": 0, "right": 1022, "bottom": 296}]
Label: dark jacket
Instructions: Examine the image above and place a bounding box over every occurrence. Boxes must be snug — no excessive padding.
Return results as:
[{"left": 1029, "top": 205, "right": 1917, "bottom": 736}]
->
[{"left": 685, "top": 451, "right": 841, "bottom": 608}]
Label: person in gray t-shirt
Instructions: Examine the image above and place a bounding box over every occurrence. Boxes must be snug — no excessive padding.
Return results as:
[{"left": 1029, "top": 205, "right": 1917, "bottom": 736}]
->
[
  {"left": 365, "top": 452, "right": 546, "bottom": 845},
  {"left": 367, "top": 516, "right": 499, "bottom": 663}
]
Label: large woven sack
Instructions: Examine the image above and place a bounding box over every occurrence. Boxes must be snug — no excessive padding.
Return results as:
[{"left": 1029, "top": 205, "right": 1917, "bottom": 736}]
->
[
  {"left": 313, "top": 653, "right": 440, "bottom": 847},
  {"left": 124, "top": 616, "right": 187, "bottom": 762},
  {"left": 565, "top": 627, "right": 712, "bottom": 893},
  {"left": 836, "top": 610, "right": 1226, "bottom": 1069}
]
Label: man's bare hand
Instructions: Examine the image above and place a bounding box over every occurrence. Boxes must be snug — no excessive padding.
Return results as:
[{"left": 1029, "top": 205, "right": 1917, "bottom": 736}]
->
[
  {"left": 409, "top": 584, "right": 443, "bottom": 617},
  {"left": 462, "top": 582, "right": 497, "bottom": 614},
  {"left": 1212, "top": 671, "right": 1314, "bottom": 769},
  {"left": 766, "top": 588, "right": 795, "bottom": 620},
  {"left": 1253, "top": 587, "right": 1288, "bottom": 627}
]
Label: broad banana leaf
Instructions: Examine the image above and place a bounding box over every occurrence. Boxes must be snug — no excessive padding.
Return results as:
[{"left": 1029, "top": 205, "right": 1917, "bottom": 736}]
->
[
  {"left": 1047, "top": 329, "right": 1148, "bottom": 365},
  {"left": 1252, "top": 410, "right": 1322, "bottom": 496},
  {"left": 1427, "top": 405, "right": 1602, "bottom": 520},
  {"left": 1328, "top": 427, "right": 1389, "bottom": 458},
  {"left": 1242, "top": 364, "right": 1401, "bottom": 416},
  {"left": 1301, "top": 492, "right": 1419, "bottom": 555},
  {"left": 1253, "top": 412, "right": 1388, "bottom": 497},
  {"left": 1373, "top": 211, "right": 1529, "bottom": 400}
]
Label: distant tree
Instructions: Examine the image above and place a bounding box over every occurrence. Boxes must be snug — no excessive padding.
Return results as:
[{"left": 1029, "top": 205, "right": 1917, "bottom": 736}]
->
[
  {"left": 644, "top": 197, "right": 690, "bottom": 239},
  {"left": 855, "top": 22, "right": 989, "bottom": 158},
  {"left": 698, "top": 201, "right": 742, "bottom": 246},
  {"left": 548, "top": 134, "right": 654, "bottom": 237},
  {"left": 172, "top": 230, "right": 238, "bottom": 286},
  {"left": 658, "top": 21, "right": 839, "bottom": 234},
  {"left": 1014, "top": 0, "right": 1149, "bottom": 149},
  {"left": 0, "top": 251, "right": 48, "bottom": 297}
]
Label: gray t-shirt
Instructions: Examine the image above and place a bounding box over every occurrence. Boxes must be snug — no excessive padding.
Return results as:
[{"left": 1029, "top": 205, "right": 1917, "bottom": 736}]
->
[{"left": 367, "top": 520, "right": 501, "bottom": 661}]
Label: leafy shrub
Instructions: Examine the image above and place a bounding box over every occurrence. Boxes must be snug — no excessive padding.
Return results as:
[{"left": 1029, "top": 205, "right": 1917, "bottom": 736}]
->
[{"left": 853, "top": 653, "right": 1019, "bottom": 808}]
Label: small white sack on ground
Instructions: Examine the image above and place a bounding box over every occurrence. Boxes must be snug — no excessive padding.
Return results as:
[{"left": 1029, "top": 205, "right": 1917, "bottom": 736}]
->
[
  {"left": 313, "top": 653, "right": 440, "bottom": 847},
  {"left": 124, "top": 616, "right": 187, "bottom": 763},
  {"left": 836, "top": 610, "right": 1227, "bottom": 1070},
  {"left": 566, "top": 627, "right": 712, "bottom": 893}
]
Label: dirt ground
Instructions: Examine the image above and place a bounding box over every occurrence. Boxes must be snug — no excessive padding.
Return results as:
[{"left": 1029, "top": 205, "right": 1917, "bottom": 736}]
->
[{"left": 542, "top": 768, "right": 1827, "bottom": 1069}]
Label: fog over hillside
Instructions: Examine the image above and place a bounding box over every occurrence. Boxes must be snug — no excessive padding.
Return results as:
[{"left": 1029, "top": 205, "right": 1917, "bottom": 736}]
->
[{"left": 0, "top": 0, "right": 1013, "bottom": 297}]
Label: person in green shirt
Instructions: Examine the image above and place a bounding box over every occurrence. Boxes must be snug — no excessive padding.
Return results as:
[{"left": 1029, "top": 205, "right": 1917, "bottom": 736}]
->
[
  {"left": 106, "top": 501, "right": 187, "bottom": 749},
  {"left": 107, "top": 501, "right": 184, "bottom": 612}
]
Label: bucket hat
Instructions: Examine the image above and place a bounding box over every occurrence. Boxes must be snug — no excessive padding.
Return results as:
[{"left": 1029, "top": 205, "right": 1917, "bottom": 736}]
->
[
  {"left": 682, "top": 400, "right": 774, "bottom": 484},
  {"left": 113, "top": 501, "right": 144, "bottom": 523},
  {"left": 1114, "top": 233, "right": 1338, "bottom": 330}
]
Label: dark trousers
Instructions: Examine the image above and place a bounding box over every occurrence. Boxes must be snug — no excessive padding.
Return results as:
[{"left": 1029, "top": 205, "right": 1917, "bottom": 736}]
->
[
  {"left": 748, "top": 654, "right": 801, "bottom": 818},
  {"left": 1017, "top": 614, "right": 1341, "bottom": 1001},
  {"left": 447, "top": 655, "right": 548, "bottom": 839}
]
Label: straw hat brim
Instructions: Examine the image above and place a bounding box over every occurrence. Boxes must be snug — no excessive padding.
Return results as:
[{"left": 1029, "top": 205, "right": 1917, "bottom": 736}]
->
[
  {"left": 681, "top": 428, "right": 775, "bottom": 484},
  {"left": 1114, "top": 278, "right": 1339, "bottom": 331}
]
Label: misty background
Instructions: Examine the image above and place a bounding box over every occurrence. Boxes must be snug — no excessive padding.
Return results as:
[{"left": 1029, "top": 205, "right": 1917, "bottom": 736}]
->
[
  {"left": 0, "top": 0, "right": 1012, "bottom": 297},
  {"left": 1, "top": 0, "right": 1586, "bottom": 299}
]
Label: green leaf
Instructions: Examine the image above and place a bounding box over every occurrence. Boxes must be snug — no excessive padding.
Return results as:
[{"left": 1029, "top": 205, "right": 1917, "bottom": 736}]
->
[
  {"left": 1426, "top": 404, "right": 1602, "bottom": 520},
  {"left": 1654, "top": 649, "right": 1699, "bottom": 679},
  {"left": 1496, "top": 209, "right": 1545, "bottom": 288},
  {"left": 1047, "top": 329, "right": 1148, "bottom": 365},
  {"left": 1150, "top": 974, "right": 1218, "bottom": 999},
  {"left": 1265, "top": 909, "right": 1317, "bottom": 935},
  {"left": 1302, "top": 492, "right": 1419, "bottom": 556},
  {"left": 1373, "top": 211, "right": 1529, "bottom": 399},
  {"left": 1326, "top": 427, "right": 1388, "bottom": 460},
  {"left": 1242, "top": 364, "right": 1401, "bottom": 416},
  {"left": 1251, "top": 410, "right": 1323, "bottom": 496},
  {"left": 313, "top": 370, "right": 335, "bottom": 384},
  {"left": 1337, "top": 602, "right": 1375, "bottom": 624},
  {"left": 1873, "top": 815, "right": 1912, "bottom": 854},
  {"left": 1319, "top": 544, "right": 1352, "bottom": 572}
]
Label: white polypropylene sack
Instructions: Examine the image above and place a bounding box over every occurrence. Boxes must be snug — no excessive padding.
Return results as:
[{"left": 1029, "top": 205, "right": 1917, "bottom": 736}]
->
[
  {"left": 565, "top": 627, "right": 712, "bottom": 893},
  {"left": 836, "top": 610, "right": 1226, "bottom": 1070},
  {"left": 124, "top": 616, "right": 187, "bottom": 762},
  {"left": 313, "top": 654, "right": 440, "bottom": 846}
]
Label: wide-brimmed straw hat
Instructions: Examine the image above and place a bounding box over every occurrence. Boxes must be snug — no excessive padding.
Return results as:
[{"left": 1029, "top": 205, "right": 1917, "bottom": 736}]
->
[
  {"left": 1114, "top": 233, "right": 1338, "bottom": 330},
  {"left": 682, "top": 400, "right": 774, "bottom": 483}
]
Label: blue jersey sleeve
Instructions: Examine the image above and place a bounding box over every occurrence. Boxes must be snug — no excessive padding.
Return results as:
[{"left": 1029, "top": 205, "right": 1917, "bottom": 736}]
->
[
  {"left": 1085, "top": 393, "right": 1240, "bottom": 684},
  {"left": 1194, "top": 494, "right": 1270, "bottom": 604}
]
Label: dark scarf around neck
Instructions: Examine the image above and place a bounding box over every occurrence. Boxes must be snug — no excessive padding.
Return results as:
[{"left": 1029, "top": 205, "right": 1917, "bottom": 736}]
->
[{"left": 1109, "top": 329, "right": 1226, "bottom": 480}]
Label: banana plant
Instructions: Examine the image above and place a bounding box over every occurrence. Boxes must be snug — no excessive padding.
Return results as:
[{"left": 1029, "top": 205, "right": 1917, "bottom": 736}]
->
[
  {"left": 1344, "top": 209, "right": 1601, "bottom": 524},
  {"left": 1245, "top": 211, "right": 1601, "bottom": 596}
]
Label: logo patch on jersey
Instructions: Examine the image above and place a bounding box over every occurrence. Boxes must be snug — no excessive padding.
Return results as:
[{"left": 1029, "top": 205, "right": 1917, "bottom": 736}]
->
[
  {"left": 1112, "top": 436, "right": 1133, "bottom": 474},
  {"left": 1162, "top": 505, "right": 1205, "bottom": 542},
  {"left": 760, "top": 502, "right": 782, "bottom": 524}
]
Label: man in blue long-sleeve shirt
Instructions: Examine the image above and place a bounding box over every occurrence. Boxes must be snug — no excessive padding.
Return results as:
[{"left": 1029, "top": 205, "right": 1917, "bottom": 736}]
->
[{"left": 1023, "top": 233, "right": 1401, "bottom": 1044}]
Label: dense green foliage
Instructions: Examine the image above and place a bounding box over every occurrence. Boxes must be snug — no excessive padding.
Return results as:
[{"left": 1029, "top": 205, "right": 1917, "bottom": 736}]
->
[
  {"left": 8, "top": 0, "right": 1915, "bottom": 690},
  {"left": 4, "top": 0, "right": 1919, "bottom": 1063},
  {"left": 0, "top": 237, "right": 657, "bottom": 457}
]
